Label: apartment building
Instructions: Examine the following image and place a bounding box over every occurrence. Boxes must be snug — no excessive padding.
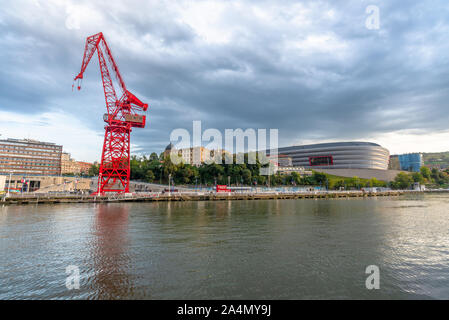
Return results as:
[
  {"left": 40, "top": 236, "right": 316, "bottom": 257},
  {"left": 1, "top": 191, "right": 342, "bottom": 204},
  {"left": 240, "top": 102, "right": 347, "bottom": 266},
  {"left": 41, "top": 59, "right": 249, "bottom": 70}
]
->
[
  {"left": 164, "top": 143, "right": 228, "bottom": 166},
  {"left": 61, "top": 152, "right": 93, "bottom": 175},
  {"left": 0, "top": 138, "right": 62, "bottom": 176}
]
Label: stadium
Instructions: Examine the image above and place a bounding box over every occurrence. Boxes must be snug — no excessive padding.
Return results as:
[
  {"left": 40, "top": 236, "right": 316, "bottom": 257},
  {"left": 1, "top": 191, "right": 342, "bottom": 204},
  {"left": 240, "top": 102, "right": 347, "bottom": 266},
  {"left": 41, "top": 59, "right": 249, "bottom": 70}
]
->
[{"left": 275, "top": 142, "right": 390, "bottom": 170}]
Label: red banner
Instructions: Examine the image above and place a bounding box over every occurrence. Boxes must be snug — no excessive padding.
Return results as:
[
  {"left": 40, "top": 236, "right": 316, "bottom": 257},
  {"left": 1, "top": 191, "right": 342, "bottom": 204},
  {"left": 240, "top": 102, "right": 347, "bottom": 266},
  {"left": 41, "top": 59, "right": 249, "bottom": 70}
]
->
[{"left": 216, "top": 185, "right": 231, "bottom": 193}]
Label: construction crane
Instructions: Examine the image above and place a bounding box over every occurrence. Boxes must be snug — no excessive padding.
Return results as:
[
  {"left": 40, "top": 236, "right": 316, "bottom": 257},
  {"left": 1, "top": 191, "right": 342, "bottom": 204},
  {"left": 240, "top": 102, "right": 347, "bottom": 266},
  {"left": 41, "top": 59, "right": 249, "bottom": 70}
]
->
[{"left": 73, "top": 32, "right": 148, "bottom": 194}]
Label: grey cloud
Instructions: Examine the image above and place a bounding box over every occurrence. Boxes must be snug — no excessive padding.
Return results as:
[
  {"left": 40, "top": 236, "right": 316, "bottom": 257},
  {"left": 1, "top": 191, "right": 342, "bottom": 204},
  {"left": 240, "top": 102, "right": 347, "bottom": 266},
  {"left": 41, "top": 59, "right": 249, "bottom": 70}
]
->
[{"left": 1, "top": 0, "right": 449, "bottom": 159}]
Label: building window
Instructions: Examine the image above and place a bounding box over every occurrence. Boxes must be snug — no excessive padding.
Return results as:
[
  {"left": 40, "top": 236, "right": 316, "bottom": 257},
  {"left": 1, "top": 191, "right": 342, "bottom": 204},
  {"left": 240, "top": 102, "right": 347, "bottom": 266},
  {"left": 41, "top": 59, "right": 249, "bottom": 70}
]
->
[{"left": 309, "top": 156, "right": 334, "bottom": 166}]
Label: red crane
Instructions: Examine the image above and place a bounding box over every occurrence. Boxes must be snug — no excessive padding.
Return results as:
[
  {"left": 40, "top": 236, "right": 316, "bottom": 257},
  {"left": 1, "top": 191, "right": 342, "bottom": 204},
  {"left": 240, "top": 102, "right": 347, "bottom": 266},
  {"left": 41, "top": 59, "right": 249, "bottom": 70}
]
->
[{"left": 73, "top": 32, "right": 148, "bottom": 194}]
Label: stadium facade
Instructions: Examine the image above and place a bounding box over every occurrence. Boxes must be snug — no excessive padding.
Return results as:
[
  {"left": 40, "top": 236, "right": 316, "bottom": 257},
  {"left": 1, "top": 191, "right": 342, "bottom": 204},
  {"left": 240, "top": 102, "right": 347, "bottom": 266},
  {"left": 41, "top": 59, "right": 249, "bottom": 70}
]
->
[{"left": 272, "top": 142, "right": 390, "bottom": 170}]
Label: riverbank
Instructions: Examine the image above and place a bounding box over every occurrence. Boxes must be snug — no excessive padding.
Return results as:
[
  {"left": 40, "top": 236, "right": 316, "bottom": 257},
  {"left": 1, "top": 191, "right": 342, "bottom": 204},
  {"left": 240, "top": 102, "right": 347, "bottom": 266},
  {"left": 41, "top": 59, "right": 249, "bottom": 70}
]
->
[{"left": 0, "top": 190, "right": 413, "bottom": 205}]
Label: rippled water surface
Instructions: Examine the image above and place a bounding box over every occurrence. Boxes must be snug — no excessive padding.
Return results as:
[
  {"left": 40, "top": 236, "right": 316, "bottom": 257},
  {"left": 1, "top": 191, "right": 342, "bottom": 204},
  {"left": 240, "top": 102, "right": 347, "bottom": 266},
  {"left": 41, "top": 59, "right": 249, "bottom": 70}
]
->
[{"left": 1, "top": 194, "right": 449, "bottom": 299}]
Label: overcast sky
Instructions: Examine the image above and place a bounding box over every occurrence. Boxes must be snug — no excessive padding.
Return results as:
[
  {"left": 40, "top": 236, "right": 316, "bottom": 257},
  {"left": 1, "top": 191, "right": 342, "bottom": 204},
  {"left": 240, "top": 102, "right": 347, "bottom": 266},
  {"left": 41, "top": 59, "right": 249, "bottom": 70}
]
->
[{"left": 1, "top": 0, "right": 449, "bottom": 162}]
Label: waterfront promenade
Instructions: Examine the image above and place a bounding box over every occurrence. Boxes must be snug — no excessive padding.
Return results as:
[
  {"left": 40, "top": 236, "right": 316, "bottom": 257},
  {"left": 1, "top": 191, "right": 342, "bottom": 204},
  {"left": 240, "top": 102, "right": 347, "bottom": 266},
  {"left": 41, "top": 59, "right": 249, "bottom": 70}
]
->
[{"left": 0, "top": 190, "right": 411, "bottom": 205}]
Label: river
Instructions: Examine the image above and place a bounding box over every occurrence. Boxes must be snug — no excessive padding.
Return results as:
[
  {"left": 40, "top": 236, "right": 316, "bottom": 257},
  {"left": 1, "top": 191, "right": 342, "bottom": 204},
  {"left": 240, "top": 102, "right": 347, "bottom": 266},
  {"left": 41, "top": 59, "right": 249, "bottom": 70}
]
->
[{"left": 1, "top": 194, "right": 448, "bottom": 299}]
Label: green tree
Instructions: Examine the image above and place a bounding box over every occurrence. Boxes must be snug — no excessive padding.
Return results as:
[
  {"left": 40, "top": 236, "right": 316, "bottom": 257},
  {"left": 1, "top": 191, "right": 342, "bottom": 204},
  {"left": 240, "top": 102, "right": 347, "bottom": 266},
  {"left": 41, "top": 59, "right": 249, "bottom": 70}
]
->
[
  {"left": 291, "top": 172, "right": 301, "bottom": 185},
  {"left": 130, "top": 155, "right": 145, "bottom": 180},
  {"left": 411, "top": 172, "right": 425, "bottom": 184},
  {"left": 301, "top": 175, "right": 315, "bottom": 185},
  {"left": 149, "top": 152, "right": 159, "bottom": 161},
  {"left": 312, "top": 172, "right": 327, "bottom": 184},
  {"left": 162, "top": 156, "right": 177, "bottom": 182},
  {"left": 327, "top": 179, "right": 335, "bottom": 190},
  {"left": 349, "top": 176, "right": 360, "bottom": 189},
  {"left": 242, "top": 169, "right": 252, "bottom": 185},
  {"left": 368, "top": 177, "right": 383, "bottom": 188},
  {"left": 256, "top": 175, "right": 266, "bottom": 186},
  {"left": 145, "top": 170, "right": 155, "bottom": 182},
  {"left": 394, "top": 172, "right": 414, "bottom": 189},
  {"left": 420, "top": 167, "right": 431, "bottom": 181},
  {"left": 334, "top": 180, "right": 345, "bottom": 190},
  {"left": 88, "top": 163, "right": 99, "bottom": 177}
]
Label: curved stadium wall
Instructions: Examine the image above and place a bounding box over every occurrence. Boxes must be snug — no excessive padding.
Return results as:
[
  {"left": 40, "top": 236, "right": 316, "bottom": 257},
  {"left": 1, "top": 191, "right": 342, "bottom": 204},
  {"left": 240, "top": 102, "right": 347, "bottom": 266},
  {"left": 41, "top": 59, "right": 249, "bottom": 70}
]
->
[{"left": 275, "top": 142, "right": 390, "bottom": 170}]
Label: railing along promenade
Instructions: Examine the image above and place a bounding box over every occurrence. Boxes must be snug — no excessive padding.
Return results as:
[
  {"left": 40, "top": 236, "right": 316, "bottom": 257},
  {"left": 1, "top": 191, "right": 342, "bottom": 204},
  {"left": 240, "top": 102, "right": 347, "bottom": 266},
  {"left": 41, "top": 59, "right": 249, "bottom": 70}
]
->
[{"left": 0, "top": 189, "right": 433, "bottom": 205}]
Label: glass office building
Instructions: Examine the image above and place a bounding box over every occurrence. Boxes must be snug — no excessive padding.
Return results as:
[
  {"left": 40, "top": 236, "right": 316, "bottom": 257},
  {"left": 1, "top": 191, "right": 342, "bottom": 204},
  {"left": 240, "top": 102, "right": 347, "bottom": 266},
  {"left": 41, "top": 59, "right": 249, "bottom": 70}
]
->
[{"left": 398, "top": 153, "right": 423, "bottom": 172}]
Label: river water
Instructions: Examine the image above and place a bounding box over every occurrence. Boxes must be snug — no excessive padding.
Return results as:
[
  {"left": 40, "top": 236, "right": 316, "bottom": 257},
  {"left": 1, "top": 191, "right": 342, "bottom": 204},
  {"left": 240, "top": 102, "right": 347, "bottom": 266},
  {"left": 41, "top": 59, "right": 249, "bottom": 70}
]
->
[{"left": 1, "top": 194, "right": 448, "bottom": 299}]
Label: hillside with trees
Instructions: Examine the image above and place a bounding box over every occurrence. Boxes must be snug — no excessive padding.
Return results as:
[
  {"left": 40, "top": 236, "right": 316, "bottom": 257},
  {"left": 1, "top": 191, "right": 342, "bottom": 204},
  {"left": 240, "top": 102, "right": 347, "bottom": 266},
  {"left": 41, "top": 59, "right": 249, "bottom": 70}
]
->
[
  {"left": 391, "top": 167, "right": 449, "bottom": 189},
  {"left": 423, "top": 151, "right": 449, "bottom": 169}
]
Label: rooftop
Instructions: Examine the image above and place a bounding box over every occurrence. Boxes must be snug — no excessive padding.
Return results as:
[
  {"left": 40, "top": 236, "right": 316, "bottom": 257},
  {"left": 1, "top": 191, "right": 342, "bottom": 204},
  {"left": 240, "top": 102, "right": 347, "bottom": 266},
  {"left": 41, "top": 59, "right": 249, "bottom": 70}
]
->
[
  {"left": 278, "top": 141, "right": 382, "bottom": 151},
  {"left": 0, "top": 138, "right": 60, "bottom": 146}
]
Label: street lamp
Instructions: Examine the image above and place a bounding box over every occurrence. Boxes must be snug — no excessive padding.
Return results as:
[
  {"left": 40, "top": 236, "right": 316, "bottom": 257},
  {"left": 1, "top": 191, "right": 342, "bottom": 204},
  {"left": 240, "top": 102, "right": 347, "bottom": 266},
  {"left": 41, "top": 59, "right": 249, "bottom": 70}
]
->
[
  {"left": 168, "top": 173, "right": 171, "bottom": 196},
  {"left": 75, "top": 176, "right": 79, "bottom": 194},
  {"left": 159, "top": 164, "right": 162, "bottom": 185},
  {"left": 7, "top": 171, "right": 13, "bottom": 197}
]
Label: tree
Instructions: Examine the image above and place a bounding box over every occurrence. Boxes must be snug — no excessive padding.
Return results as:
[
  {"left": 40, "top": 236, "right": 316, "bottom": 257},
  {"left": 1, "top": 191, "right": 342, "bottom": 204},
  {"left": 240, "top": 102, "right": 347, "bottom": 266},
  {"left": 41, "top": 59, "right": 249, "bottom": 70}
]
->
[
  {"left": 327, "top": 179, "right": 335, "bottom": 190},
  {"left": 242, "top": 169, "right": 252, "bottom": 185},
  {"left": 145, "top": 170, "right": 155, "bottom": 182},
  {"left": 130, "top": 155, "right": 145, "bottom": 180},
  {"left": 291, "top": 172, "right": 301, "bottom": 185},
  {"left": 312, "top": 172, "right": 327, "bottom": 184},
  {"left": 149, "top": 152, "right": 159, "bottom": 161},
  {"left": 394, "top": 172, "right": 413, "bottom": 189},
  {"left": 88, "top": 163, "right": 99, "bottom": 176},
  {"left": 334, "top": 180, "right": 345, "bottom": 190},
  {"left": 369, "top": 177, "right": 385, "bottom": 188},
  {"left": 256, "top": 175, "right": 266, "bottom": 185},
  {"left": 301, "top": 175, "right": 315, "bottom": 185},
  {"left": 411, "top": 172, "right": 425, "bottom": 184},
  {"left": 175, "top": 164, "right": 197, "bottom": 184},
  {"left": 349, "top": 176, "right": 360, "bottom": 189},
  {"left": 163, "top": 156, "right": 177, "bottom": 181},
  {"left": 420, "top": 166, "right": 431, "bottom": 181}
]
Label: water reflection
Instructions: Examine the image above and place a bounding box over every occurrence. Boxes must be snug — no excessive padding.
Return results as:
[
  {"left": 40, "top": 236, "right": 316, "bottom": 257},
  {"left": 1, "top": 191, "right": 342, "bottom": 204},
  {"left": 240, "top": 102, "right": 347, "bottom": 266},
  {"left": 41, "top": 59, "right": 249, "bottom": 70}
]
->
[
  {"left": 1, "top": 195, "right": 449, "bottom": 299},
  {"left": 86, "top": 204, "right": 131, "bottom": 299}
]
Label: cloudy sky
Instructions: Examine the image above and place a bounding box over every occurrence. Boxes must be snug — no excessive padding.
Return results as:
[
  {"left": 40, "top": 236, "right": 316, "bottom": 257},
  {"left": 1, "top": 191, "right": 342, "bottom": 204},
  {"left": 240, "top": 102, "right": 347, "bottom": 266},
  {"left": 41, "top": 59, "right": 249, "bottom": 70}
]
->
[{"left": 1, "top": 0, "right": 449, "bottom": 162}]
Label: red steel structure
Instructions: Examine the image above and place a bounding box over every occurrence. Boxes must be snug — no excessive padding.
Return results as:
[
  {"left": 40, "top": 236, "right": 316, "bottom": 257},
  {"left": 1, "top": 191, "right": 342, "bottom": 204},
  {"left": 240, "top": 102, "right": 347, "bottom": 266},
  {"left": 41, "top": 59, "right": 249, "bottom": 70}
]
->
[{"left": 73, "top": 32, "right": 148, "bottom": 194}]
